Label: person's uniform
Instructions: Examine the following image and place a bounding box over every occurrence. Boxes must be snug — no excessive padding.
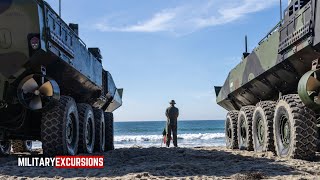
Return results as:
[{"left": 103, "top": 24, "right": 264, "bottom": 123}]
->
[{"left": 166, "top": 102, "right": 179, "bottom": 147}]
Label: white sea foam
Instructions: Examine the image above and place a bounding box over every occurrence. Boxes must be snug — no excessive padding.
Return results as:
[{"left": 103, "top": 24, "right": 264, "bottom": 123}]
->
[
  {"left": 26, "top": 133, "right": 226, "bottom": 150},
  {"left": 114, "top": 133, "right": 225, "bottom": 142}
]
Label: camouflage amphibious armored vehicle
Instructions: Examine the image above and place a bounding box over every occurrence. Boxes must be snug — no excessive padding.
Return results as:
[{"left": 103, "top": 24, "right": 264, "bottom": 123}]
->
[
  {"left": 0, "top": 0, "right": 123, "bottom": 156},
  {"left": 215, "top": 0, "right": 320, "bottom": 160}
]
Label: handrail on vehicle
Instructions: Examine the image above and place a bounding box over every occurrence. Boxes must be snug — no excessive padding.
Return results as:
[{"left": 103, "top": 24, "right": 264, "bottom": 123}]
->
[
  {"left": 42, "top": 1, "right": 87, "bottom": 48},
  {"left": 258, "top": 21, "right": 282, "bottom": 45}
]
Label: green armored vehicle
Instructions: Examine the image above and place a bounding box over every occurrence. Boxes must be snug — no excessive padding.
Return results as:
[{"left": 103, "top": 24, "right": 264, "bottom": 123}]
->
[
  {"left": 215, "top": 0, "right": 320, "bottom": 160},
  {"left": 0, "top": 0, "right": 123, "bottom": 156}
]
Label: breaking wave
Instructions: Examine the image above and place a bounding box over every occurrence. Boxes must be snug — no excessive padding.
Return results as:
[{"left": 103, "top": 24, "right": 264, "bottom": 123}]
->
[{"left": 114, "top": 133, "right": 225, "bottom": 142}]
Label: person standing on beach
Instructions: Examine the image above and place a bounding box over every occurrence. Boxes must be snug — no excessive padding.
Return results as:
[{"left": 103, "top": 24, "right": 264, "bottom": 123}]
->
[{"left": 165, "top": 100, "right": 179, "bottom": 147}]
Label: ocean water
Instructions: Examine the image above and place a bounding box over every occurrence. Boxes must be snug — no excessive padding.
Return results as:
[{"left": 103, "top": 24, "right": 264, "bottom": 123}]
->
[
  {"left": 31, "top": 120, "right": 226, "bottom": 149},
  {"left": 114, "top": 120, "right": 225, "bottom": 148}
]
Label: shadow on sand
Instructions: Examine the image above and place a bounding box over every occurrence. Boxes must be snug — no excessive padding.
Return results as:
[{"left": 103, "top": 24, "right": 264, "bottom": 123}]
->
[{"left": 0, "top": 147, "right": 316, "bottom": 179}]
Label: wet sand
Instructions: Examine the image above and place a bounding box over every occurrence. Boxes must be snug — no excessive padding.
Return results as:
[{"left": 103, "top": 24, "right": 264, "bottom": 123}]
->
[{"left": 0, "top": 147, "right": 320, "bottom": 180}]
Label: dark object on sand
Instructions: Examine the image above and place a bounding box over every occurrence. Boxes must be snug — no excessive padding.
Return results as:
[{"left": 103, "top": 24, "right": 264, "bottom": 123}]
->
[
  {"left": 162, "top": 128, "right": 167, "bottom": 146},
  {"left": 11, "top": 140, "right": 33, "bottom": 153},
  {"left": 162, "top": 128, "right": 166, "bottom": 136},
  {"left": 233, "top": 172, "right": 265, "bottom": 180},
  {"left": 0, "top": 0, "right": 123, "bottom": 156},
  {"left": 161, "top": 128, "right": 172, "bottom": 146},
  {"left": 215, "top": 0, "right": 319, "bottom": 160}
]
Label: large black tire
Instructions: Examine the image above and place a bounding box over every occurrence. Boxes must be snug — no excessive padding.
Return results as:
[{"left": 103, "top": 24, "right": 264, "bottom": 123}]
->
[
  {"left": 0, "top": 141, "right": 11, "bottom": 156},
  {"left": 273, "top": 94, "right": 317, "bottom": 160},
  {"left": 317, "top": 126, "right": 320, "bottom": 152},
  {"left": 12, "top": 140, "right": 32, "bottom": 153},
  {"left": 77, "top": 104, "right": 95, "bottom": 154},
  {"left": 104, "top": 112, "right": 114, "bottom": 151},
  {"left": 238, "top": 106, "right": 255, "bottom": 151},
  {"left": 41, "top": 96, "right": 79, "bottom": 156},
  {"left": 252, "top": 101, "right": 276, "bottom": 153},
  {"left": 225, "top": 111, "right": 239, "bottom": 149},
  {"left": 93, "top": 108, "right": 105, "bottom": 153}
]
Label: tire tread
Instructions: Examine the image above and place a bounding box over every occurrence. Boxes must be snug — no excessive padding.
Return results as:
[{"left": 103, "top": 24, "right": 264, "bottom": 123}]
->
[
  {"left": 93, "top": 108, "right": 105, "bottom": 152},
  {"left": 104, "top": 112, "right": 114, "bottom": 151},
  {"left": 238, "top": 106, "right": 255, "bottom": 151},
  {"left": 77, "top": 103, "right": 94, "bottom": 153},
  {"left": 275, "top": 94, "right": 317, "bottom": 160},
  {"left": 255, "top": 101, "right": 276, "bottom": 153},
  {"left": 41, "top": 96, "right": 78, "bottom": 156},
  {"left": 226, "top": 111, "right": 239, "bottom": 149}
]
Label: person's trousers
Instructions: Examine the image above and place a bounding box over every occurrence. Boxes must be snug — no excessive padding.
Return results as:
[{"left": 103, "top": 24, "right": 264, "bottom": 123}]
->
[{"left": 166, "top": 123, "right": 177, "bottom": 147}]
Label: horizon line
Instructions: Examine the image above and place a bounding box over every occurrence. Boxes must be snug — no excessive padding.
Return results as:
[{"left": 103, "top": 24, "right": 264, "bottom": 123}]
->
[{"left": 115, "top": 119, "right": 225, "bottom": 122}]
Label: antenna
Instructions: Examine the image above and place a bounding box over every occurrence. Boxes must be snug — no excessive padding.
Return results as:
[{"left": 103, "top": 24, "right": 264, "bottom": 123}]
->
[
  {"left": 245, "top": 35, "right": 248, "bottom": 53},
  {"left": 243, "top": 35, "right": 250, "bottom": 59},
  {"left": 59, "top": 0, "right": 61, "bottom": 17},
  {"left": 280, "top": 0, "right": 282, "bottom": 20}
]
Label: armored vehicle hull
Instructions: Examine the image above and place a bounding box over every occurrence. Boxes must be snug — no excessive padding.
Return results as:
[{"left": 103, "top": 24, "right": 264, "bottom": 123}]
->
[
  {"left": 216, "top": 0, "right": 320, "bottom": 160},
  {"left": 0, "top": 0, "right": 122, "bottom": 155}
]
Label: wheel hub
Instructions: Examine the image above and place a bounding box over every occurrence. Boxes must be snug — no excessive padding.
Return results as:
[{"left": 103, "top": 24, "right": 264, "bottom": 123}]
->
[
  {"left": 85, "top": 118, "right": 93, "bottom": 147},
  {"left": 66, "top": 116, "right": 73, "bottom": 145},
  {"left": 102, "top": 121, "right": 105, "bottom": 149},
  {"left": 240, "top": 118, "right": 247, "bottom": 146},
  {"left": 225, "top": 119, "right": 233, "bottom": 145},
  {"left": 280, "top": 115, "right": 290, "bottom": 148},
  {"left": 227, "top": 128, "right": 232, "bottom": 139},
  {"left": 241, "top": 120, "right": 247, "bottom": 140},
  {"left": 257, "top": 118, "right": 265, "bottom": 144},
  {"left": 227, "top": 121, "right": 232, "bottom": 139}
]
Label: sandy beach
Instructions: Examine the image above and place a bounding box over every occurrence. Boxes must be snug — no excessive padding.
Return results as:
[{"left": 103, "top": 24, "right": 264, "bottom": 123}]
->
[{"left": 0, "top": 147, "right": 319, "bottom": 180}]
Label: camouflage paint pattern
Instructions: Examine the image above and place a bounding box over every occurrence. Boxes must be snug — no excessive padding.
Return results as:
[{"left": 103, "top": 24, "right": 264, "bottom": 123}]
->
[
  {"left": 216, "top": 0, "right": 317, "bottom": 111},
  {"left": 216, "top": 31, "right": 280, "bottom": 108},
  {"left": 0, "top": 0, "right": 40, "bottom": 79},
  {"left": 0, "top": 0, "right": 123, "bottom": 112}
]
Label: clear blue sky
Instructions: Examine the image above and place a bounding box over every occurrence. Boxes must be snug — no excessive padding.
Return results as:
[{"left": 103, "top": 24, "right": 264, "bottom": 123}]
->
[{"left": 46, "top": 0, "right": 288, "bottom": 121}]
